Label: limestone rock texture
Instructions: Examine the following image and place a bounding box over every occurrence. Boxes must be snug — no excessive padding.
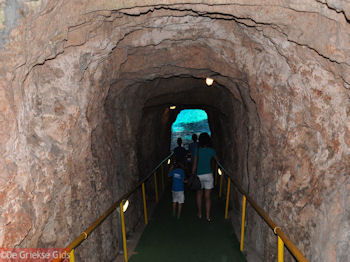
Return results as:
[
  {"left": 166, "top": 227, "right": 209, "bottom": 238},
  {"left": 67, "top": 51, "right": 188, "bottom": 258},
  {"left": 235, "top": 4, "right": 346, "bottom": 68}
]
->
[{"left": 0, "top": 1, "right": 349, "bottom": 261}]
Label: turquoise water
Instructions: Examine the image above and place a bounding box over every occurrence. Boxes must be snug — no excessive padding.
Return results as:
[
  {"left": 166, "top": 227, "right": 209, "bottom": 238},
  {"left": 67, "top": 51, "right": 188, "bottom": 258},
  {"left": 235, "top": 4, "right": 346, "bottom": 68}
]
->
[{"left": 171, "top": 109, "right": 211, "bottom": 150}]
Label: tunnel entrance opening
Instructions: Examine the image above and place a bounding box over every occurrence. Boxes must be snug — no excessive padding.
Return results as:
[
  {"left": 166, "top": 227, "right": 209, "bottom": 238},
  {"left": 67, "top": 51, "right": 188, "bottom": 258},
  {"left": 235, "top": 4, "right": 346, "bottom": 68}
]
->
[{"left": 170, "top": 109, "right": 211, "bottom": 150}]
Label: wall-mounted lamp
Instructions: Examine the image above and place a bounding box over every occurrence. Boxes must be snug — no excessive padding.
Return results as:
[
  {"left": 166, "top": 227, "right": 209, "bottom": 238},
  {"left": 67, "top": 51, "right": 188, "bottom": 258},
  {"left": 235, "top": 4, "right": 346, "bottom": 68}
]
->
[
  {"left": 169, "top": 106, "right": 176, "bottom": 110},
  {"left": 205, "top": 77, "right": 214, "bottom": 86},
  {"left": 167, "top": 159, "right": 171, "bottom": 165},
  {"left": 122, "top": 200, "right": 129, "bottom": 212},
  {"left": 218, "top": 168, "right": 222, "bottom": 176},
  {"left": 116, "top": 199, "right": 129, "bottom": 253}
]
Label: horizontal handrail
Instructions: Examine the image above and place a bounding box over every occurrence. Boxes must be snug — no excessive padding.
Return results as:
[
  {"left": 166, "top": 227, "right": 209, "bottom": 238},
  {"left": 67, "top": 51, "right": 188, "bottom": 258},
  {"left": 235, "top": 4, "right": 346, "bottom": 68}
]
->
[
  {"left": 216, "top": 161, "right": 308, "bottom": 262},
  {"left": 53, "top": 152, "right": 173, "bottom": 261}
]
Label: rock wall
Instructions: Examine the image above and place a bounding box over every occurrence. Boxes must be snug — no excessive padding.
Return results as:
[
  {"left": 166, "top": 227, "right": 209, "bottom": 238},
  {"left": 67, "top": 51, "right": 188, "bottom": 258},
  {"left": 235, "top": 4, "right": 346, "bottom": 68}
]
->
[{"left": 0, "top": 1, "right": 349, "bottom": 261}]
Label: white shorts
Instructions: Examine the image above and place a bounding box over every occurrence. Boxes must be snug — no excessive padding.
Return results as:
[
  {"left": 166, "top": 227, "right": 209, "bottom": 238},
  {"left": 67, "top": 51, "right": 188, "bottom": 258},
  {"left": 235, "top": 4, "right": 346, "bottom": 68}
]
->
[
  {"left": 198, "top": 173, "right": 214, "bottom": 190},
  {"left": 172, "top": 191, "right": 185, "bottom": 204}
]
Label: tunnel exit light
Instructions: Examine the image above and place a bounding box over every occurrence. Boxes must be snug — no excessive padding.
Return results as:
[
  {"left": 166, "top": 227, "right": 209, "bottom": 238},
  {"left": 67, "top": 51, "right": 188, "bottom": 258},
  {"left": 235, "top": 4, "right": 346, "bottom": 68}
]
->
[
  {"left": 169, "top": 105, "right": 176, "bottom": 110},
  {"left": 206, "top": 77, "right": 214, "bottom": 86}
]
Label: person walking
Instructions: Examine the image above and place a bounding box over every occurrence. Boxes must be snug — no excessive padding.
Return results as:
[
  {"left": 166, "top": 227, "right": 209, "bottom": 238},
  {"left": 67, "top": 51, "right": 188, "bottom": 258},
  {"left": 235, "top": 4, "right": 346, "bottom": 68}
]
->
[
  {"left": 188, "top": 134, "right": 198, "bottom": 162},
  {"left": 168, "top": 161, "right": 186, "bottom": 219},
  {"left": 173, "top": 137, "right": 188, "bottom": 166},
  {"left": 191, "top": 132, "right": 216, "bottom": 221}
]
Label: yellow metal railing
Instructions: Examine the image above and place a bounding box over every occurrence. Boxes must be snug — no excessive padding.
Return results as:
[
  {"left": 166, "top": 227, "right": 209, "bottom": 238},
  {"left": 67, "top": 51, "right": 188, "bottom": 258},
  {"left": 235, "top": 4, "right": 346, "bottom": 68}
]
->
[
  {"left": 53, "top": 153, "right": 173, "bottom": 262},
  {"left": 53, "top": 153, "right": 308, "bottom": 262},
  {"left": 215, "top": 161, "right": 309, "bottom": 262}
]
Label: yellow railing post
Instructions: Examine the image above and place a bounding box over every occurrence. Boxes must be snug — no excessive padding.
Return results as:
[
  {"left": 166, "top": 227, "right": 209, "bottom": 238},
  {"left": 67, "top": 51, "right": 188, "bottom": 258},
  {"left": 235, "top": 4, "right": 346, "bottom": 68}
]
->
[
  {"left": 69, "top": 249, "right": 75, "bottom": 262},
  {"left": 154, "top": 172, "right": 159, "bottom": 203},
  {"left": 278, "top": 236, "right": 284, "bottom": 262},
  {"left": 224, "top": 178, "right": 231, "bottom": 219},
  {"left": 141, "top": 183, "right": 148, "bottom": 224},
  {"left": 240, "top": 195, "right": 247, "bottom": 251},
  {"left": 119, "top": 201, "right": 128, "bottom": 262},
  {"left": 219, "top": 174, "right": 223, "bottom": 198}
]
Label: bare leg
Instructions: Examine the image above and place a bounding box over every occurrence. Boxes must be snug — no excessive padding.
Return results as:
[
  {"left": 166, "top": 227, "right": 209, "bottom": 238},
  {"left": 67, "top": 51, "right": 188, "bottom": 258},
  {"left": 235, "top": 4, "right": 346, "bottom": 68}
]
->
[
  {"left": 177, "top": 203, "right": 183, "bottom": 218},
  {"left": 196, "top": 190, "right": 203, "bottom": 218},
  {"left": 204, "top": 189, "right": 212, "bottom": 220},
  {"left": 172, "top": 202, "right": 177, "bottom": 216}
]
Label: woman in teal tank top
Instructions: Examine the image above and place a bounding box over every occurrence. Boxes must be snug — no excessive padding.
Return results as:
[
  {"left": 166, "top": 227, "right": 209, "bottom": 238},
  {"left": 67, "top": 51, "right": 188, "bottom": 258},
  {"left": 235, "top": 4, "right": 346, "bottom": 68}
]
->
[{"left": 192, "top": 132, "right": 216, "bottom": 221}]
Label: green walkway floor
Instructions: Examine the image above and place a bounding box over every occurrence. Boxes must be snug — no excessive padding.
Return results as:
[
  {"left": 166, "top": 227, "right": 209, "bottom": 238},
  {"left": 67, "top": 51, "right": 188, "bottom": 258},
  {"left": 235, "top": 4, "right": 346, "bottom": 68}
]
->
[{"left": 129, "top": 188, "right": 246, "bottom": 262}]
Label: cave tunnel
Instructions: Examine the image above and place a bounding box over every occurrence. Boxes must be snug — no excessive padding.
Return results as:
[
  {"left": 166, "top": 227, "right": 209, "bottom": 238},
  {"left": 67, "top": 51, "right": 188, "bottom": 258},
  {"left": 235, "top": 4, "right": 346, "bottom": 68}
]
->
[{"left": 0, "top": 1, "right": 349, "bottom": 262}]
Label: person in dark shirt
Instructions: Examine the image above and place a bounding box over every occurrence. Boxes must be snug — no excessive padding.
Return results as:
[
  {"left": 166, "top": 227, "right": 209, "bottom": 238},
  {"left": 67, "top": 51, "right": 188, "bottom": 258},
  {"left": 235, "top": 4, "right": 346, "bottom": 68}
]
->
[
  {"left": 173, "top": 138, "right": 188, "bottom": 165},
  {"left": 188, "top": 134, "right": 198, "bottom": 156},
  {"left": 188, "top": 133, "right": 198, "bottom": 162}
]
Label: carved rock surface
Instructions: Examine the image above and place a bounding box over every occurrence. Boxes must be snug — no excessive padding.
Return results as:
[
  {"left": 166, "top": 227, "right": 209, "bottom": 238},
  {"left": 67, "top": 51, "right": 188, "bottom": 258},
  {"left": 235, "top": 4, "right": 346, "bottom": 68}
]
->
[{"left": 0, "top": 1, "right": 349, "bottom": 261}]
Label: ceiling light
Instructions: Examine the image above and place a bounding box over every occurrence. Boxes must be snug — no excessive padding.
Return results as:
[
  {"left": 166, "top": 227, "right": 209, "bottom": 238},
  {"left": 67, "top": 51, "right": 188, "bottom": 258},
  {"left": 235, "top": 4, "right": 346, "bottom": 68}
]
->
[
  {"left": 169, "top": 106, "right": 176, "bottom": 110},
  {"left": 218, "top": 168, "right": 222, "bottom": 176},
  {"left": 206, "top": 78, "right": 214, "bottom": 86}
]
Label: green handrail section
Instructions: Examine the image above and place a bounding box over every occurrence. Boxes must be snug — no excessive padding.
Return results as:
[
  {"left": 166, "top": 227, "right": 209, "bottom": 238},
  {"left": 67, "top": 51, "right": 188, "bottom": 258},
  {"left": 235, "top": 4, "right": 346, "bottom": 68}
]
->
[{"left": 215, "top": 161, "right": 309, "bottom": 262}]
